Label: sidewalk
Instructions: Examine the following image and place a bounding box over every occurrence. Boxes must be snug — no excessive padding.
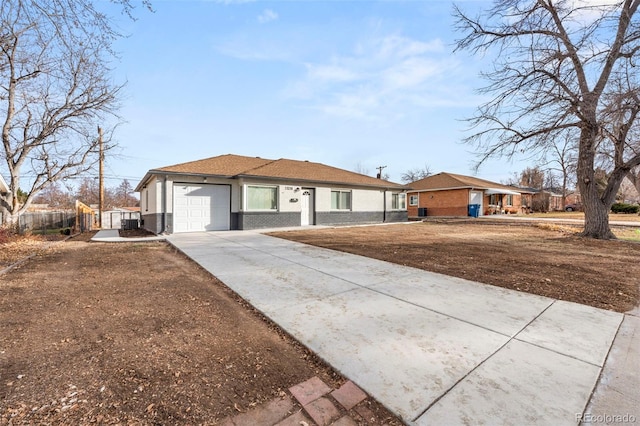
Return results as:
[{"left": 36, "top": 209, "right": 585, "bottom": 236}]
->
[
  {"left": 477, "top": 214, "right": 640, "bottom": 228},
  {"left": 167, "top": 230, "right": 628, "bottom": 425}
]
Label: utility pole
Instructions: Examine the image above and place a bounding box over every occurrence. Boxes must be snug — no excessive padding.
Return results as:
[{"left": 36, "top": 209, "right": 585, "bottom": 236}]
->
[
  {"left": 98, "top": 126, "right": 104, "bottom": 229},
  {"left": 376, "top": 165, "right": 387, "bottom": 179}
]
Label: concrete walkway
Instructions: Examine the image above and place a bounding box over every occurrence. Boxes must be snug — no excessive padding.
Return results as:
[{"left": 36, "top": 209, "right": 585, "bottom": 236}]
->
[{"left": 167, "top": 230, "right": 627, "bottom": 425}]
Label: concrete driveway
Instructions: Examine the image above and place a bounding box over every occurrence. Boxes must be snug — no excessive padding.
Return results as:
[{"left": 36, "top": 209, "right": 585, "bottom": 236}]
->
[{"left": 167, "top": 230, "right": 623, "bottom": 425}]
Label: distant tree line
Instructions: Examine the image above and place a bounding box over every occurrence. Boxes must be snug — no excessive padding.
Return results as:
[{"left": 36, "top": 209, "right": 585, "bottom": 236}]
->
[{"left": 30, "top": 179, "right": 138, "bottom": 210}]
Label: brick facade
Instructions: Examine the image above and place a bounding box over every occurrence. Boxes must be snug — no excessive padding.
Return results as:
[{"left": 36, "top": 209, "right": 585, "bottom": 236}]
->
[
  {"left": 239, "top": 211, "right": 301, "bottom": 230},
  {"left": 143, "top": 210, "right": 407, "bottom": 233},
  {"left": 316, "top": 211, "right": 382, "bottom": 226},
  {"left": 141, "top": 213, "right": 171, "bottom": 234},
  {"left": 384, "top": 211, "right": 409, "bottom": 223},
  {"left": 407, "top": 189, "right": 470, "bottom": 217}
]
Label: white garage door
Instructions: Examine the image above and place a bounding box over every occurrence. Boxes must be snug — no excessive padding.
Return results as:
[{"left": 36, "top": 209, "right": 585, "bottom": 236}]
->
[{"left": 173, "top": 184, "right": 230, "bottom": 232}]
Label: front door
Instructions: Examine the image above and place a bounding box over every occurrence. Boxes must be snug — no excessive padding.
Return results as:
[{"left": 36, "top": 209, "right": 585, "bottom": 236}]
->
[{"left": 300, "top": 189, "right": 314, "bottom": 226}]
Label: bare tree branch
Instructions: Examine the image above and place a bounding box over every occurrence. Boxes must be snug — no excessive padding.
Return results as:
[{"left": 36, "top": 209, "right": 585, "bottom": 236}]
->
[
  {"left": 0, "top": 0, "right": 144, "bottom": 223},
  {"left": 454, "top": 0, "right": 640, "bottom": 238}
]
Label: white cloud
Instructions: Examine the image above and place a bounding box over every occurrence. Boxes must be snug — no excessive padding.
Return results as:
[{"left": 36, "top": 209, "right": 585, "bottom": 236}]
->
[
  {"left": 376, "top": 35, "right": 444, "bottom": 60},
  {"left": 562, "top": 0, "right": 621, "bottom": 24},
  {"left": 258, "top": 9, "right": 278, "bottom": 24},
  {"left": 284, "top": 34, "right": 468, "bottom": 121},
  {"left": 381, "top": 57, "right": 441, "bottom": 89},
  {"left": 214, "top": 36, "right": 292, "bottom": 61},
  {"left": 305, "top": 64, "right": 360, "bottom": 83}
]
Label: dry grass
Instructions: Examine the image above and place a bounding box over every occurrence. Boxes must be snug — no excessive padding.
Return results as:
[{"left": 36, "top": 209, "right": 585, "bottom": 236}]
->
[{"left": 528, "top": 212, "right": 640, "bottom": 222}]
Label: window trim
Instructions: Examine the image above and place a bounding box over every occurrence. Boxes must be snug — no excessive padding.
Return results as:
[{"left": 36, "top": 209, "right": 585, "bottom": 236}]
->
[
  {"left": 331, "top": 189, "right": 352, "bottom": 210},
  {"left": 505, "top": 194, "right": 513, "bottom": 207},
  {"left": 409, "top": 194, "right": 418, "bottom": 207},
  {"left": 246, "top": 184, "right": 278, "bottom": 211}
]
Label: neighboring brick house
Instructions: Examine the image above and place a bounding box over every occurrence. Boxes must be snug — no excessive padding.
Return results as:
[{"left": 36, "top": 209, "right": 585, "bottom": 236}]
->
[
  {"left": 405, "top": 172, "right": 524, "bottom": 217},
  {"left": 517, "top": 187, "right": 564, "bottom": 212},
  {"left": 565, "top": 191, "right": 582, "bottom": 206},
  {"left": 135, "top": 154, "right": 407, "bottom": 233}
]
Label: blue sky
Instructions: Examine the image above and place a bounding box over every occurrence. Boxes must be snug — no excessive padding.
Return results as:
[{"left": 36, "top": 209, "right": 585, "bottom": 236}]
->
[{"left": 104, "top": 0, "right": 533, "bottom": 187}]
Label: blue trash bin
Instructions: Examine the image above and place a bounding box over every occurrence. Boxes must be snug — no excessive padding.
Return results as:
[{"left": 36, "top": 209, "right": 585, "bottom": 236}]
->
[{"left": 468, "top": 204, "right": 480, "bottom": 218}]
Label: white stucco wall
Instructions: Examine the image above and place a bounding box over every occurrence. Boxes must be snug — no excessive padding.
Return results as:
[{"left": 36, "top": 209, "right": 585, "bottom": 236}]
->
[
  {"left": 140, "top": 176, "right": 160, "bottom": 215},
  {"left": 352, "top": 189, "right": 384, "bottom": 211},
  {"left": 142, "top": 174, "right": 404, "bottom": 216},
  {"left": 317, "top": 187, "right": 387, "bottom": 212},
  {"left": 315, "top": 187, "right": 332, "bottom": 211},
  {"left": 278, "top": 185, "right": 302, "bottom": 213}
]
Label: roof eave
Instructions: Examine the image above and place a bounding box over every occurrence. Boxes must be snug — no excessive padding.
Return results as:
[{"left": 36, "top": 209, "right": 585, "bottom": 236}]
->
[
  {"left": 135, "top": 170, "right": 239, "bottom": 191},
  {"left": 237, "top": 174, "right": 404, "bottom": 190},
  {"left": 406, "top": 185, "right": 474, "bottom": 193}
]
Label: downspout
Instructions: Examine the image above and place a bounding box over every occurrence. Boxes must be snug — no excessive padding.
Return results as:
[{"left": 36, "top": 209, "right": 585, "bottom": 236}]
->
[
  {"left": 162, "top": 175, "right": 168, "bottom": 233},
  {"left": 383, "top": 190, "right": 387, "bottom": 223}
]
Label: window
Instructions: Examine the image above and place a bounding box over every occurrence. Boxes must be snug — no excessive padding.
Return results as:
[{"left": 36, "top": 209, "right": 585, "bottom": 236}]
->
[
  {"left": 392, "top": 193, "right": 406, "bottom": 210},
  {"left": 505, "top": 194, "right": 513, "bottom": 206},
  {"left": 331, "top": 190, "right": 351, "bottom": 210},
  {"left": 247, "top": 185, "right": 277, "bottom": 210},
  {"left": 489, "top": 194, "right": 501, "bottom": 206},
  {"left": 409, "top": 194, "right": 418, "bottom": 206}
]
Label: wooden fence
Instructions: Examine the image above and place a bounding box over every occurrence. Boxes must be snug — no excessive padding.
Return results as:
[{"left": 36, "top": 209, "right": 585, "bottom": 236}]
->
[{"left": 75, "top": 201, "right": 96, "bottom": 233}]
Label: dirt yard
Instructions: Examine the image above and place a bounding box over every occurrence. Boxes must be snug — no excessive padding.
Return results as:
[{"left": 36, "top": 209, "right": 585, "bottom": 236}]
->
[
  {"left": 0, "top": 234, "right": 401, "bottom": 425},
  {"left": 270, "top": 220, "right": 640, "bottom": 313},
  {"left": 1, "top": 220, "right": 638, "bottom": 424}
]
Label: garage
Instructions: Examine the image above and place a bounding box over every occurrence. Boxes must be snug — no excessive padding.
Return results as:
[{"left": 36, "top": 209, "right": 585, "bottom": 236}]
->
[{"left": 173, "top": 184, "right": 230, "bottom": 232}]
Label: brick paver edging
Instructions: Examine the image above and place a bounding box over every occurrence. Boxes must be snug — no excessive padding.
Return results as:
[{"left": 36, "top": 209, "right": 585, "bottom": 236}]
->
[{"left": 221, "top": 376, "right": 375, "bottom": 426}]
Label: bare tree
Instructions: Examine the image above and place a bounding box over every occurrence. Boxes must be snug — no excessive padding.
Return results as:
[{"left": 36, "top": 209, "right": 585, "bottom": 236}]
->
[
  {"left": 75, "top": 177, "right": 119, "bottom": 208},
  {"left": 114, "top": 179, "right": 137, "bottom": 207},
  {"left": 627, "top": 168, "right": 640, "bottom": 194},
  {"left": 518, "top": 167, "right": 545, "bottom": 189},
  {"left": 541, "top": 133, "right": 578, "bottom": 209},
  {"left": 597, "top": 75, "right": 640, "bottom": 197},
  {"left": 33, "top": 181, "right": 73, "bottom": 208},
  {"left": 502, "top": 172, "right": 521, "bottom": 186},
  {"left": 353, "top": 162, "right": 371, "bottom": 176},
  {"left": 74, "top": 177, "right": 100, "bottom": 206},
  {"left": 401, "top": 165, "right": 432, "bottom": 183},
  {"left": 617, "top": 176, "right": 639, "bottom": 202},
  {"left": 0, "top": 0, "right": 147, "bottom": 225},
  {"left": 454, "top": 0, "right": 640, "bottom": 239}
]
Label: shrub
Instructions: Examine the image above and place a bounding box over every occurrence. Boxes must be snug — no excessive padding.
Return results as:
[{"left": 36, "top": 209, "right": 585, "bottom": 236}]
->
[{"left": 611, "top": 203, "right": 640, "bottom": 214}]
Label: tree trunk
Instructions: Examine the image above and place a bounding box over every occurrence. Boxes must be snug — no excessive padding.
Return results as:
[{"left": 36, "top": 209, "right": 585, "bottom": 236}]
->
[
  {"left": 561, "top": 175, "right": 567, "bottom": 210},
  {"left": 581, "top": 195, "right": 614, "bottom": 238},
  {"left": 577, "top": 127, "right": 615, "bottom": 239}
]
